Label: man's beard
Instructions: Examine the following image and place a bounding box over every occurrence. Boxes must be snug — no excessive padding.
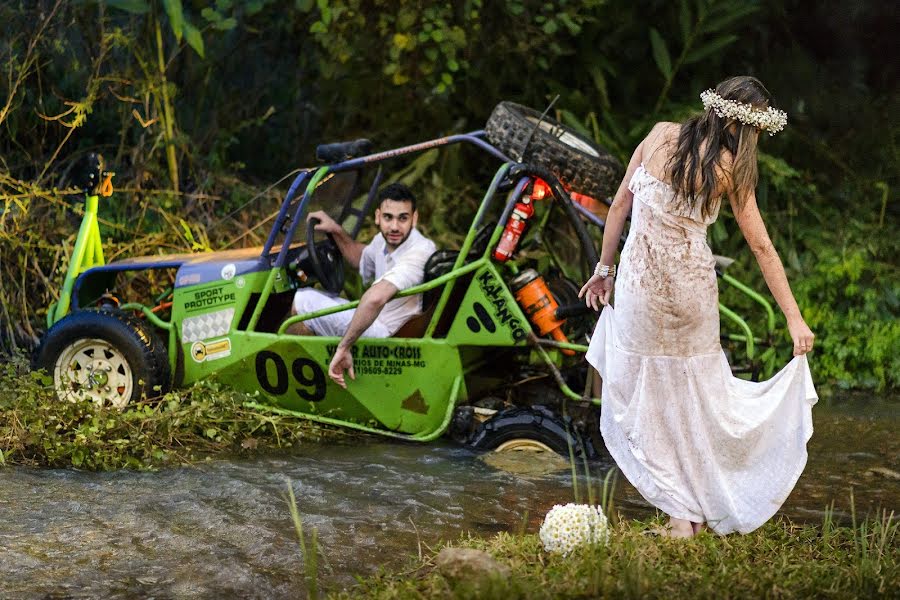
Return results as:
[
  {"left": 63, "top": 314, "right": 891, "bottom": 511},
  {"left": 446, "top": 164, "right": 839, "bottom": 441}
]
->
[{"left": 383, "top": 228, "right": 411, "bottom": 250}]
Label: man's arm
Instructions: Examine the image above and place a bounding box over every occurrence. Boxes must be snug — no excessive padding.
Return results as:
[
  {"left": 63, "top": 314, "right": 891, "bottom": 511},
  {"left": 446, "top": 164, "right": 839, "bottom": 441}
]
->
[
  {"left": 328, "top": 280, "right": 398, "bottom": 388},
  {"left": 307, "top": 210, "right": 366, "bottom": 269},
  {"left": 338, "top": 280, "right": 398, "bottom": 349}
]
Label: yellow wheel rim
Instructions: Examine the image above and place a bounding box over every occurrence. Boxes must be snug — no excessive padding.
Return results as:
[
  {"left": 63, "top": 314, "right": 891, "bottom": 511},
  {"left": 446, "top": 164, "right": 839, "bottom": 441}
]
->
[{"left": 494, "top": 438, "right": 555, "bottom": 453}]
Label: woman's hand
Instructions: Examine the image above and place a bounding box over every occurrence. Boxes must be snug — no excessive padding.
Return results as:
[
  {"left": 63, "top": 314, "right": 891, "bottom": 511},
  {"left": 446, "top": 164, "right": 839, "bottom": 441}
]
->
[
  {"left": 578, "top": 274, "right": 614, "bottom": 311},
  {"left": 788, "top": 318, "right": 815, "bottom": 356}
]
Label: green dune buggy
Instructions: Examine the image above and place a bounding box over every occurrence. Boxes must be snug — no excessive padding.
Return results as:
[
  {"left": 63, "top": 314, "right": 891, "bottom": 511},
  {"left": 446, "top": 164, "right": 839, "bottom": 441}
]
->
[{"left": 34, "top": 102, "right": 778, "bottom": 458}]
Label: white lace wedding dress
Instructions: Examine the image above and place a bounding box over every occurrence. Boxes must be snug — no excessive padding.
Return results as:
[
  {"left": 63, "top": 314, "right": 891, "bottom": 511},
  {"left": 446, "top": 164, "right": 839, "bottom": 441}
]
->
[{"left": 586, "top": 164, "right": 818, "bottom": 534}]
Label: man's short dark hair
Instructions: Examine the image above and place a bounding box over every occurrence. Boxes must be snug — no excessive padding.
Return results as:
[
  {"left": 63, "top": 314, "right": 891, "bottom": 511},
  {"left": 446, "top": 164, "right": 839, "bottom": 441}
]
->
[{"left": 377, "top": 182, "right": 416, "bottom": 212}]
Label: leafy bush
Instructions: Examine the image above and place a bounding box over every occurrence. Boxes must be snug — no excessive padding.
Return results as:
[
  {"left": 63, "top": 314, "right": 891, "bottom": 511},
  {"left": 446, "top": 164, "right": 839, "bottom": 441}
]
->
[
  {"left": 0, "top": 0, "right": 896, "bottom": 392},
  {"left": 791, "top": 235, "right": 899, "bottom": 391}
]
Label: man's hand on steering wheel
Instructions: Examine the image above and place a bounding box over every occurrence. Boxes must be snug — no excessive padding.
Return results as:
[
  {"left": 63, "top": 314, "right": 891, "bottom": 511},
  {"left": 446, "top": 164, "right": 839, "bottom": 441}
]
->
[{"left": 307, "top": 210, "right": 340, "bottom": 234}]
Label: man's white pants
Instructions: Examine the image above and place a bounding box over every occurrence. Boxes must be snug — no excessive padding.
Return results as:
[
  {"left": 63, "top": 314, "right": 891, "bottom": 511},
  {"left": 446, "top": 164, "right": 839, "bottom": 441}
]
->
[{"left": 292, "top": 289, "right": 391, "bottom": 338}]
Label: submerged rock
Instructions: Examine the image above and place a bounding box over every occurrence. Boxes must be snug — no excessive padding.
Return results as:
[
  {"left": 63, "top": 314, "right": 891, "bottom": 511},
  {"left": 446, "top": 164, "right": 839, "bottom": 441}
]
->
[
  {"left": 480, "top": 448, "right": 570, "bottom": 476},
  {"left": 865, "top": 467, "right": 900, "bottom": 480},
  {"left": 434, "top": 547, "right": 511, "bottom": 582}
]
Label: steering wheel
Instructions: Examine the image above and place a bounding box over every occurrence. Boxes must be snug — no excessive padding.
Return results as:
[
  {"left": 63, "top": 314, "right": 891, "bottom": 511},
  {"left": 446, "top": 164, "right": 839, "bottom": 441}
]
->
[{"left": 306, "top": 217, "right": 345, "bottom": 294}]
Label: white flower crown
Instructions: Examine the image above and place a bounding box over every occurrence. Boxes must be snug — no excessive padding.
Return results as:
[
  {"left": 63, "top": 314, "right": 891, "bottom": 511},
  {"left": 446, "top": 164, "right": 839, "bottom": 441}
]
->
[{"left": 700, "top": 89, "right": 788, "bottom": 135}]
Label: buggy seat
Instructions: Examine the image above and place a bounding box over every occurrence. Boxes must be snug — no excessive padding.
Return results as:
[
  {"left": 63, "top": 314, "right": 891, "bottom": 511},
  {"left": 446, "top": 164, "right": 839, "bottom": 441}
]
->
[{"left": 392, "top": 224, "right": 494, "bottom": 338}]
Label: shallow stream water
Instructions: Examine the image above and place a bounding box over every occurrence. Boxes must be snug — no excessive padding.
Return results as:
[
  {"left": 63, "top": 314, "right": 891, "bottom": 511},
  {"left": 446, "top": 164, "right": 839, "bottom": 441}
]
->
[{"left": 0, "top": 397, "right": 896, "bottom": 598}]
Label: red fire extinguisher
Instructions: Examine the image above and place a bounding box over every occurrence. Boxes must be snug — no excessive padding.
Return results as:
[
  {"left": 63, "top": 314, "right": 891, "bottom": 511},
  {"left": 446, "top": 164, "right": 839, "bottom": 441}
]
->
[
  {"left": 493, "top": 197, "right": 533, "bottom": 261},
  {"left": 493, "top": 194, "right": 535, "bottom": 262}
]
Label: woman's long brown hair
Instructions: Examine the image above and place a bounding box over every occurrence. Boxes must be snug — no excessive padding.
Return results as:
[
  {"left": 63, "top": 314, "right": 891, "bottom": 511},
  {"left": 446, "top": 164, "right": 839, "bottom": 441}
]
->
[{"left": 666, "top": 76, "right": 775, "bottom": 217}]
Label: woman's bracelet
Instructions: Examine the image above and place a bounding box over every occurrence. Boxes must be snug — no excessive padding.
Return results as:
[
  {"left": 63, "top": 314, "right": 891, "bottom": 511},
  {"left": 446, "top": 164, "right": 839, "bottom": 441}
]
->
[{"left": 594, "top": 263, "right": 616, "bottom": 279}]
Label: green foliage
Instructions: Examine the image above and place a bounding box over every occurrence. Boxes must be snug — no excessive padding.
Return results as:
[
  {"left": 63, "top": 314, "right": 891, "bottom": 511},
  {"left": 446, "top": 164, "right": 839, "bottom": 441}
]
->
[
  {"left": 0, "top": 355, "right": 348, "bottom": 470},
  {"left": 791, "top": 235, "right": 899, "bottom": 391},
  {"left": 105, "top": 0, "right": 150, "bottom": 14},
  {"left": 104, "top": 0, "right": 207, "bottom": 56},
  {"left": 305, "top": 0, "right": 605, "bottom": 95},
  {"left": 287, "top": 481, "right": 322, "bottom": 598},
  {"left": 639, "top": 0, "right": 763, "bottom": 113},
  {"left": 0, "top": 0, "right": 896, "bottom": 391}
]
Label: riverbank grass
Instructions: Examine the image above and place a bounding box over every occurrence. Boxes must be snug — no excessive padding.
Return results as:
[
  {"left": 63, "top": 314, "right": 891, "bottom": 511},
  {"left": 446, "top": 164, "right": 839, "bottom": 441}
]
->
[
  {"left": 332, "top": 512, "right": 897, "bottom": 599},
  {"left": 0, "top": 356, "right": 347, "bottom": 469}
]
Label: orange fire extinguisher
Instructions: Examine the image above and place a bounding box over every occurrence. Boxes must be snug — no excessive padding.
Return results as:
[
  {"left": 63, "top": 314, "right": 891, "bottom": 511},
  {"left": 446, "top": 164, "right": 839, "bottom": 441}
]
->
[
  {"left": 494, "top": 180, "right": 549, "bottom": 261},
  {"left": 510, "top": 269, "right": 575, "bottom": 355}
]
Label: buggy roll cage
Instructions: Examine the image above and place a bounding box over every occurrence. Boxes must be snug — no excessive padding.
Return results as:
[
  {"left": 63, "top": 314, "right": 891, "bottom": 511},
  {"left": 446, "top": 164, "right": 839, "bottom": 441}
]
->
[{"left": 255, "top": 131, "right": 601, "bottom": 337}]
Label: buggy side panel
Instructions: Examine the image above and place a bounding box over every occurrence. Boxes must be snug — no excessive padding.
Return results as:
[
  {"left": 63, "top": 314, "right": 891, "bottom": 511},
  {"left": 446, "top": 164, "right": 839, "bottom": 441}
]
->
[
  {"left": 173, "top": 269, "right": 270, "bottom": 358},
  {"left": 445, "top": 264, "right": 532, "bottom": 346},
  {"left": 211, "top": 335, "right": 465, "bottom": 437}
]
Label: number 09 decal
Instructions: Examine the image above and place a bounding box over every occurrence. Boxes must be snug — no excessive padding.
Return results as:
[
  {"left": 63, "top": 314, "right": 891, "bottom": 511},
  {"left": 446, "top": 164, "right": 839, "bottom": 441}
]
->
[{"left": 255, "top": 351, "right": 326, "bottom": 402}]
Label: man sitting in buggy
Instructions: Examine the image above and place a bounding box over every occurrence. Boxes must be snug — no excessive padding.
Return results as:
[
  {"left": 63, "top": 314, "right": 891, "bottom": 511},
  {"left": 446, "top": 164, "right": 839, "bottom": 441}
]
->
[{"left": 289, "top": 182, "right": 436, "bottom": 387}]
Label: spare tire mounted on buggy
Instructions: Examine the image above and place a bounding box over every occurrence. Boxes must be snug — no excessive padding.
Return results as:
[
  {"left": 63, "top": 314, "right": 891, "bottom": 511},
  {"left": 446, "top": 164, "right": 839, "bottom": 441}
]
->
[{"left": 485, "top": 101, "right": 623, "bottom": 200}]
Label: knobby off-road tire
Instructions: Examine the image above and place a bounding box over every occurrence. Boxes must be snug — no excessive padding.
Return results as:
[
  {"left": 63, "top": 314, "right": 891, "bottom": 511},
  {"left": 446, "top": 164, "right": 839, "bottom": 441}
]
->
[
  {"left": 34, "top": 309, "right": 171, "bottom": 409},
  {"left": 468, "top": 406, "right": 591, "bottom": 458},
  {"left": 485, "top": 101, "right": 624, "bottom": 200}
]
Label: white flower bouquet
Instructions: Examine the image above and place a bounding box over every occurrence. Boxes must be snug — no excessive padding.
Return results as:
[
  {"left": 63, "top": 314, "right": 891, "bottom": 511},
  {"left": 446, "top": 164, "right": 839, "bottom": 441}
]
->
[{"left": 539, "top": 503, "right": 610, "bottom": 555}]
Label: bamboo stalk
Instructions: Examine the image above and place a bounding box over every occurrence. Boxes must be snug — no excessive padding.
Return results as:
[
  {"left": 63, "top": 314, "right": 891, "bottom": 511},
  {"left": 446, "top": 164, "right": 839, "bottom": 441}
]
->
[{"left": 155, "top": 17, "right": 180, "bottom": 193}]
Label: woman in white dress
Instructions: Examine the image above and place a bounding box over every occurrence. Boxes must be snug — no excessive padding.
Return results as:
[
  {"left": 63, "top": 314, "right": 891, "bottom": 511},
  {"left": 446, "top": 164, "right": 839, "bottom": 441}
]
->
[{"left": 580, "top": 76, "right": 818, "bottom": 537}]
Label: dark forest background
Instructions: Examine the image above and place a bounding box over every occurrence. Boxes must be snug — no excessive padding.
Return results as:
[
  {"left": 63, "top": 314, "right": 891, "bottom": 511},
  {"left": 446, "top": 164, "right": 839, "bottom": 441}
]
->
[{"left": 1, "top": 0, "right": 897, "bottom": 391}]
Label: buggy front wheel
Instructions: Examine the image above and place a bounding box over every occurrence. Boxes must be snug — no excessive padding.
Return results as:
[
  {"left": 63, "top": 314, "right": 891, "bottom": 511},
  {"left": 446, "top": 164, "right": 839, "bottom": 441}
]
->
[{"left": 33, "top": 309, "right": 171, "bottom": 409}]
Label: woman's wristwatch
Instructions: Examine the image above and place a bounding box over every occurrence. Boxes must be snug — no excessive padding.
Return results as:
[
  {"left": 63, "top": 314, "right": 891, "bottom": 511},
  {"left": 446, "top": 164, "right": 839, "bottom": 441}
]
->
[{"left": 594, "top": 263, "right": 616, "bottom": 279}]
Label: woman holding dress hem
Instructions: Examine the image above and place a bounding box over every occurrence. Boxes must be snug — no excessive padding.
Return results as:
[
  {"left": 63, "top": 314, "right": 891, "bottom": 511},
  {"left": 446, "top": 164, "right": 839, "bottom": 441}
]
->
[{"left": 579, "top": 76, "right": 817, "bottom": 538}]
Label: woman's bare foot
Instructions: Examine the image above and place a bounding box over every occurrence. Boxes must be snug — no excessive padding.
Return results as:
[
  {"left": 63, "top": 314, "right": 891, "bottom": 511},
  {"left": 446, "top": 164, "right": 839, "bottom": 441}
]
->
[
  {"left": 642, "top": 517, "right": 699, "bottom": 538},
  {"left": 666, "top": 517, "right": 695, "bottom": 538}
]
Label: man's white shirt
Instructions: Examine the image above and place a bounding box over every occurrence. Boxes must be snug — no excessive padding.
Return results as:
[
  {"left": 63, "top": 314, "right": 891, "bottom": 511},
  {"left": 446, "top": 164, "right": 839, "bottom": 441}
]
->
[{"left": 358, "top": 228, "right": 436, "bottom": 334}]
